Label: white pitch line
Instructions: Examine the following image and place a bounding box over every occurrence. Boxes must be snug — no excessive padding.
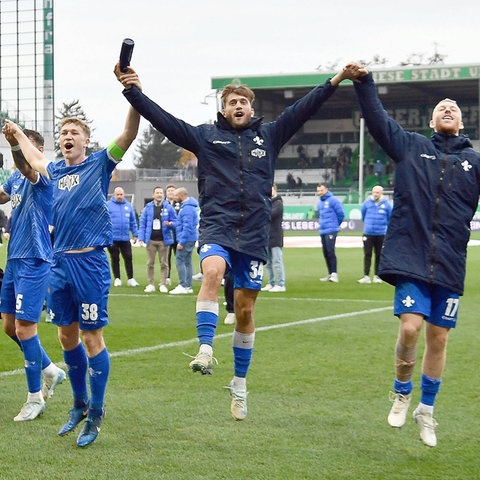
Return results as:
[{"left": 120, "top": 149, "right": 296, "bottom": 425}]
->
[
  {"left": 108, "top": 293, "right": 390, "bottom": 304},
  {"left": 0, "top": 306, "right": 392, "bottom": 377}
]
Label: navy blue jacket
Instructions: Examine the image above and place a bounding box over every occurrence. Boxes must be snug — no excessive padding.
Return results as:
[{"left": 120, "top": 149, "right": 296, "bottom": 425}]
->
[
  {"left": 361, "top": 196, "right": 392, "bottom": 236},
  {"left": 107, "top": 197, "right": 138, "bottom": 242},
  {"left": 124, "top": 81, "right": 337, "bottom": 262},
  {"left": 317, "top": 191, "right": 345, "bottom": 235},
  {"left": 354, "top": 73, "right": 480, "bottom": 294}
]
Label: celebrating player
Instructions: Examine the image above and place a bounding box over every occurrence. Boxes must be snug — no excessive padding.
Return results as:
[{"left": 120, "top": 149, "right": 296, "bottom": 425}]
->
[
  {"left": 3, "top": 81, "right": 140, "bottom": 446},
  {"left": 115, "top": 61, "right": 362, "bottom": 420}
]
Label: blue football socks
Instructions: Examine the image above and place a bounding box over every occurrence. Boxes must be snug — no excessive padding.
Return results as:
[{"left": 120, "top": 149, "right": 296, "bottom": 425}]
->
[
  {"left": 20, "top": 335, "right": 42, "bottom": 394},
  {"left": 195, "top": 300, "right": 219, "bottom": 347},
  {"left": 232, "top": 331, "right": 255, "bottom": 378},
  {"left": 393, "top": 378, "right": 413, "bottom": 395},
  {"left": 420, "top": 373, "right": 442, "bottom": 406},
  {"left": 88, "top": 348, "right": 110, "bottom": 416},
  {"left": 64, "top": 343, "right": 89, "bottom": 407}
]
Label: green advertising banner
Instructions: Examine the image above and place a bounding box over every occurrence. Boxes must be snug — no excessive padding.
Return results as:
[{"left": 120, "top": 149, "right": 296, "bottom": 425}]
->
[
  {"left": 43, "top": 0, "right": 54, "bottom": 81},
  {"left": 282, "top": 205, "right": 480, "bottom": 232}
]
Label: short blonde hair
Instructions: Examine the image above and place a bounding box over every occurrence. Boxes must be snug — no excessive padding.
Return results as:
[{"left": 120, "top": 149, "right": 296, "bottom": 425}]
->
[{"left": 59, "top": 117, "right": 91, "bottom": 137}]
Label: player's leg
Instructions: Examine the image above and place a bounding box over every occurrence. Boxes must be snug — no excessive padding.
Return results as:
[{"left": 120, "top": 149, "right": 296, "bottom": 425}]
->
[
  {"left": 12, "top": 259, "right": 64, "bottom": 421},
  {"left": 189, "top": 245, "right": 227, "bottom": 374},
  {"left": 413, "top": 288, "right": 458, "bottom": 447},
  {"left": 1, "top": 262, "right": 22, "bottom": 347},
  {"left": 73, "top": 249, "right": 111, "bottom": 447},
  {"left": 14, "top": 320, "right": 45, "bottom": 421},
  {"left": 225, "top": 254, "right": 262, "bottom": 420},
  {"left": 388, "top": 278, "right": 428, "bottom": 428}
]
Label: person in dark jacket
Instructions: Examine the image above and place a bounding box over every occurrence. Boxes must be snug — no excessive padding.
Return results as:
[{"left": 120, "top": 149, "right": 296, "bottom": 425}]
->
[
  {"left": 261, "top": 184, "right": 286, "bottom": 292},
  {"left": 107, "top": 186, "right": 139, "bottom": 287},
  {"left": 138, "top": 186, "right": 176, "bottom": 293},
  {"left": 115, "top": 62, "right": 360, "bottom": 421},
  {"left": 169, "top": 187, "right": 199, "bottom": 295},
  {"left": 316, "top": 183, "right": 345, "bottom": 283},
  {"left": 352, "top": 62, "right": 480, "bottom": 448},
  {"left": 165, "top": 183, "right": 180, "bottom": 286},
  {"left": 357, "top": 185, "right": 392, "bottom": 284}
]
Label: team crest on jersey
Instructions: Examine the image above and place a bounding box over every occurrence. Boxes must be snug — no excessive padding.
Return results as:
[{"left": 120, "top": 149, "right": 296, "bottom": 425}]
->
[
  {"left": 253, "top": 135, "right": 264, "bottom": 146},
  {"left": 251, "top": 148, "right": 266, "bottom": 158},
  {"left": 461, "top": 160, "right": 472, "bottom": 172},
  {"left": 58, "top": 174, "right": 80, "bottom": 191},
  {"left": 200, "top": 244, "right": 212, "bottom": 253},
  {"left": 402, "top": 295, "right": 415, "bottom": 308}
]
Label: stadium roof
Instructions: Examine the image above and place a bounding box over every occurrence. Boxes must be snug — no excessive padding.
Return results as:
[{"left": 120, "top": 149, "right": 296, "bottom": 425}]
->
[{"left": 211, "top": 63, "right": 480, "bottom": 113}]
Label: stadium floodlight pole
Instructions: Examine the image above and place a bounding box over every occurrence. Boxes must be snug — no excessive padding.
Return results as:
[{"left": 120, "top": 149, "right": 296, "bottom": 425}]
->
[{"left": 358, "top": 116, "right": 365, "bottom": 202}]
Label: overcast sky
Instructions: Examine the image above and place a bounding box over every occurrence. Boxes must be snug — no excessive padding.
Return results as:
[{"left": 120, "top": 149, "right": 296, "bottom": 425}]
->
[{"left": 54, "top": 0, "right": 480, "bottom": 168}]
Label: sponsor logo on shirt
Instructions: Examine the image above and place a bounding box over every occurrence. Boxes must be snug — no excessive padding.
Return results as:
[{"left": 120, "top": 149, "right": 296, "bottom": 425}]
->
[
  {"left": 420, "top": 153, "right": 436, "bottom": 160},
  {"left": 58, "top": 174, "right": 80, "bottom": 191},
  {"left": 10, "top": 193, "right": 22, "bottom": 208}
]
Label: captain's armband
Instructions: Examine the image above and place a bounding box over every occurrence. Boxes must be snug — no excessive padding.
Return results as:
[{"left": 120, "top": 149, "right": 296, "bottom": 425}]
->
[{"left": 107, "top": 141, "right": 126, "bottom": 160}]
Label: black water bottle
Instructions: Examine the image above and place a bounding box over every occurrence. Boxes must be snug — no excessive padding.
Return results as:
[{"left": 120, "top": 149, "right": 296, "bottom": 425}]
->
[{"left": 119, "top": 38, "right": 135, "bottom": 73}]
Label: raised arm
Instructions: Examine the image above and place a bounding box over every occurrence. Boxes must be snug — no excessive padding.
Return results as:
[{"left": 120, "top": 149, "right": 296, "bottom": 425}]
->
[
  {"left": 114, "top": 64, "right": 200, "bottom": 153},
  {"left": 2, "top": 121, "right": 48, "bottom": 176},
  {"left": 2, "top": 125, "right": 38, "bottom": 183},
  {"left": 111, "top": 64, "right": 141, "bottom": 155},
  {"left": 330, "top": 62, "right": 368, "bottom": 86}
]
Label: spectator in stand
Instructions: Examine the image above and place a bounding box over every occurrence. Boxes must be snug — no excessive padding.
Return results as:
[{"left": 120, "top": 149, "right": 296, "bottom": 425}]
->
[
  {"left": 261, "top": 184, "right": 286, "bottom": 292},
  {"left": 138, "top": 186, "right": 176, "bottom": 293},
  {"left": 358, "top": 185, "right": 392, "bottom": 284},
  {"left": 165, "top": 183, "right": 180, "bottom": 286},
  {"left": 316, "top": 183, "right": 344, "bottom": 283},
  {"left": 107, "top": 186, "right": 139, "bottom": 287},
  {"left": 286, "top": 172, "right": 296, "bottom": 190},
  {"left": 169, "top": 187, "right": 199, "bottom": 295}
]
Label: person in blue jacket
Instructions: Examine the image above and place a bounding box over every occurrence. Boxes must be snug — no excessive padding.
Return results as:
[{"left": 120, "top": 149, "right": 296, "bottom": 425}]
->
[
  {"left": 357, "top": 185, "right": 392, "bottom": 284},
  {"left": 138, "top": 186, "right": 176, "bottom": 293},
  {"left": 169, "top": 187, "right": 199, "bottom": 295},
  {"left": 316, "top": 183, "right": 345, "bottom": 283},
  {"left": 107, "top": 186, "right": 139, "bottom": 287},
  {"left": 115, "top": 62, "right": 360, "bottom": 421},
  {"left": 351, "top": 62, "right": 480, "bottom": 448}
]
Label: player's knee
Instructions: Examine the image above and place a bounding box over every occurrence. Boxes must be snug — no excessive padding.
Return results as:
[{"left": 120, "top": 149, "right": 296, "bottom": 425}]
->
[{"left": 202, "top": 267, "right": 223, "bottom": 287}]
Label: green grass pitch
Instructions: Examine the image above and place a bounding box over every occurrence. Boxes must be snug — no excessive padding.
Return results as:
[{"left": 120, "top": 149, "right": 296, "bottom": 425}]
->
[{"left": 0, "top": 239, "right": 479, "bottom": 479}]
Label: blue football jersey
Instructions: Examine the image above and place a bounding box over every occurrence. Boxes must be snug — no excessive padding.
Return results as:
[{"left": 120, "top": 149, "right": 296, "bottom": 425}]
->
[
  {"left": 2, "top": 170, "right": 53, "bottom": 261},
  {"left": 46, "top": 149, "right": 118, "bottom": 252}
]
